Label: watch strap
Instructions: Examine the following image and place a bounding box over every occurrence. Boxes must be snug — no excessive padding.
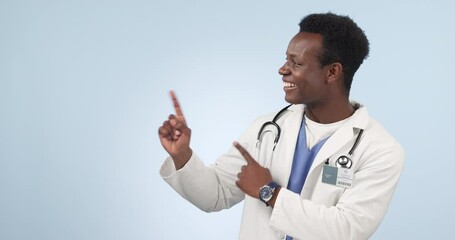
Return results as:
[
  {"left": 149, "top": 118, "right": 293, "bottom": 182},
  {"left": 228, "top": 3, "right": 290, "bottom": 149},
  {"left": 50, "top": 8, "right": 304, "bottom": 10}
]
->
[{"left": 268, "top": 181, "right": 279, "bottom": 189}]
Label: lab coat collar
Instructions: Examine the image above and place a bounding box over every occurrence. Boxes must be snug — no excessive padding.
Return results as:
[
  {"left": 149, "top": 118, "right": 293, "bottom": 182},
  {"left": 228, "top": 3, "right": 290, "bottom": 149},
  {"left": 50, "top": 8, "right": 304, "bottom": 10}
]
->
[
  {"left": 282, "top": 102, "right": 370, "bottom": 190},
  {"left": 307, "top": 102, "right": 370, "bottom": 185},
  {"left": 286, "top": 102, "right": 368, "bottom": 129}
]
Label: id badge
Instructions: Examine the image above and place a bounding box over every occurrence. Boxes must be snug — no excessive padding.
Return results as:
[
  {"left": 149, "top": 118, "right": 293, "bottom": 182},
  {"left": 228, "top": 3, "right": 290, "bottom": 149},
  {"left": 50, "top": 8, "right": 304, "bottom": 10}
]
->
[{"left": 322, "top": 165, "right": 354, "bottom": 188}]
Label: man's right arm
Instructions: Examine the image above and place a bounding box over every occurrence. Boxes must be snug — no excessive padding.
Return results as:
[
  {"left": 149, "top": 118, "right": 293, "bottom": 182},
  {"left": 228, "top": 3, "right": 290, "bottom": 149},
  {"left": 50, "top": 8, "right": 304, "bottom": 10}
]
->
[{"left": 158, "top": 90, "right": 251, "bottom": 212}]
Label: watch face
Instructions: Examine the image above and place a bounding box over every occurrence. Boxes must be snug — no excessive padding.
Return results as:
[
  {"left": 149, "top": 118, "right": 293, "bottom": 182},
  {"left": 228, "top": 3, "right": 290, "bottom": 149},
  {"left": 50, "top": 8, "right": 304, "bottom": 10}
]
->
[{"left": 260, "top": 186, "right": 273, "bottom": 202}]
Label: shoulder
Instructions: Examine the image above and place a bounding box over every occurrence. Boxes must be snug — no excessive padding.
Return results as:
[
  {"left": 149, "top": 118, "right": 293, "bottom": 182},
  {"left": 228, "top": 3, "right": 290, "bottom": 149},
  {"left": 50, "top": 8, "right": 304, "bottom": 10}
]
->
[
  {"left": 351, "top": 103, "right": 403, "bottom": 153},
  {"left": 365, "top": 117, "right": 403, "bottom": 152},
  {"left": 359, "top": 110, "right": 405, "bottom": 170}
]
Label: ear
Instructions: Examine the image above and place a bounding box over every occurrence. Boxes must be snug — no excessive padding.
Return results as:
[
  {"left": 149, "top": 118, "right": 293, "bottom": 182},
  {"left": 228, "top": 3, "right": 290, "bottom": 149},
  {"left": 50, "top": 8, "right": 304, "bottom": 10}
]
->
[{"left": 326, "top": 63, "right": 343, "bottom": 84}]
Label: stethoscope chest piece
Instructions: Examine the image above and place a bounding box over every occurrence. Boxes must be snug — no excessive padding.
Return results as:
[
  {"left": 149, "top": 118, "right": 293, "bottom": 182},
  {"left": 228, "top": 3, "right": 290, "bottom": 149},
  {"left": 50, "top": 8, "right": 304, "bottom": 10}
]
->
[
  {"left": 334, "top": 128, "right": 364, "bottom": 169},
  {"left": 336, "top": 155, "right": 353, "bottom": 169}
]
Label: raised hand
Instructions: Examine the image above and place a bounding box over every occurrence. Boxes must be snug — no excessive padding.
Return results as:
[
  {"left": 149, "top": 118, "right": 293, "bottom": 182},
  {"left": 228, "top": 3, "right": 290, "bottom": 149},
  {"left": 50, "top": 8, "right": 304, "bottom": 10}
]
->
[
  {"left": 158, "top": 91, "right": 192, "bottom": 170},
  {"left": 234, "top": 142, "right": 273, "bottom": 198}
]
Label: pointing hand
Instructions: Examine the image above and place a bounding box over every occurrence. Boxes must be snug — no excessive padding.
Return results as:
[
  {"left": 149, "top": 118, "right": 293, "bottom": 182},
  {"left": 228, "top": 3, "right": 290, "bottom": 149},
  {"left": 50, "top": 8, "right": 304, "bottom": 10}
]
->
[
  {"left": 234, "top": 141, "right": 272, "bottom": 198},
  {"left": 158, "top": 91, "right": 192, "bottom": 169}
]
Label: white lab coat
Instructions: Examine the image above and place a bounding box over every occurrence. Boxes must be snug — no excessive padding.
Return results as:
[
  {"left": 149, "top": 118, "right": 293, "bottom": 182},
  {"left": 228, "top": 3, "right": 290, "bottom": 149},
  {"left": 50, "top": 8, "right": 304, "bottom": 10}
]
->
[{"left": 160, "top": 104, "right": 404, "bottom": 240}]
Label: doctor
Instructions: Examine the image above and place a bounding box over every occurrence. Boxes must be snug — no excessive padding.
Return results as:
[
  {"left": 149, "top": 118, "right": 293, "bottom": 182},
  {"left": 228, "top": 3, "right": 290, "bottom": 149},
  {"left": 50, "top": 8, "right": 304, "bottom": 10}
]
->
[{"left": 158, "top": 13, "right": 404, "bottom": 240}]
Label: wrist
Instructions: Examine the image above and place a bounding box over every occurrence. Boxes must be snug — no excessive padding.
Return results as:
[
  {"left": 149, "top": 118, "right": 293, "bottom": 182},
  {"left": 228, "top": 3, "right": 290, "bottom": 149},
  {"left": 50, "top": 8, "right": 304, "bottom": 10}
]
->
[
  {"left": 259, "top": 181, "right": 281, "bottom": 207},
  {"left": 267, "top": 186, "right": 281, "bottom": 208},
  {"left": 172, "top": 148, "right": 193, "bottom": 170}
]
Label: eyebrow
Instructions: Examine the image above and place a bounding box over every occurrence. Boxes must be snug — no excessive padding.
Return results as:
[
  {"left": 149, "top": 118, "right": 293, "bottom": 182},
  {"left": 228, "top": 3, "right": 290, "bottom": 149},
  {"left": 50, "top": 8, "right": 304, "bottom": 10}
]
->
[{"left": 286, "top": 53, "right": 303, "bottom": 61}]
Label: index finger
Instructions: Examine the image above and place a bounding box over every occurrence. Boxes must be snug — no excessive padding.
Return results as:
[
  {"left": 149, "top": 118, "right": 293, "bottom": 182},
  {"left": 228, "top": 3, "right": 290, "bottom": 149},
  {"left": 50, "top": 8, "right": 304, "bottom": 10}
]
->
[
  {"left": 233, "top": 141, "right": 257, "bottom": 165},
  {"left": 169, "top": 90, "right": 185, "bottom": 119}
]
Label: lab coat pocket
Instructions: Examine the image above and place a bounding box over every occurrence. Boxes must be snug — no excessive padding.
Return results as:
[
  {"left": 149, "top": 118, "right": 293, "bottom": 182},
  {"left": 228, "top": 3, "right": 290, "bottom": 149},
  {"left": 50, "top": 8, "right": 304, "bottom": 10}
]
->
[{"left": 311, "top": 174, "right": 346, "bottom": 206}]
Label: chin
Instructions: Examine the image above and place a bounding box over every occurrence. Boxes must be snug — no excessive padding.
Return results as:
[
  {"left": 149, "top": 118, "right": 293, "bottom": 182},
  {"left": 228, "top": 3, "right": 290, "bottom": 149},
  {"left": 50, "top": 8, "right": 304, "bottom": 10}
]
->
[{"left": 284, "top": 95, "right": 303, "bottom": 105}]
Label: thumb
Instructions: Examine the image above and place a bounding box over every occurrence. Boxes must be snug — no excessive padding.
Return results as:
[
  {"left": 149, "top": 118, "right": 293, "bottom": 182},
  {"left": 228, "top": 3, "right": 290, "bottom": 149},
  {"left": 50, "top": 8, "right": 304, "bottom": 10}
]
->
[{"left": 169, "top": 115, "right": 191, "bottom": 136}]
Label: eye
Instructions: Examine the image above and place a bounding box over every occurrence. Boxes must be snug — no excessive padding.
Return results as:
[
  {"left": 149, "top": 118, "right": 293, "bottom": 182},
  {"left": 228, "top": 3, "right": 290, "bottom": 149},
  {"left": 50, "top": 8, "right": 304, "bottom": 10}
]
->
[
  {"left": 292, "top": 61, "right": 302, "bottom": 67},
  {"left": 284, "top": 57, "right": 302, "bottom": 68}
]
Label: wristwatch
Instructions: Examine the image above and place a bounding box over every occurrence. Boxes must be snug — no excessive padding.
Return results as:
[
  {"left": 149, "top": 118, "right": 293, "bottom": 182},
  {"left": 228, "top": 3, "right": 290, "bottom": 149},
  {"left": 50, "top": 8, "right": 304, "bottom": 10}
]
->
[{"left": 259, "top": 181, "right": 279, "bottom": 206}]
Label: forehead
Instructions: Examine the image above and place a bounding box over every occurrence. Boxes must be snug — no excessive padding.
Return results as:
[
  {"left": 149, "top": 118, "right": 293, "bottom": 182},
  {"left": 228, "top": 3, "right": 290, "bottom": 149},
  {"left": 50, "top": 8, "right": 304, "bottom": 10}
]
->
[{"left": 286, "top": 32, "right": 323, "bottom": 58}]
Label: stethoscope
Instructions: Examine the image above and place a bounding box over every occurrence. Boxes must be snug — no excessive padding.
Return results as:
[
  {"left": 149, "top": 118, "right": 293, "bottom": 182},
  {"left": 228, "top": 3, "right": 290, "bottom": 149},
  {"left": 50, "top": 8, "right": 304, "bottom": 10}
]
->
[
  {"left": 256, "top": 105, "right": 364, "bottom": 169},
  {"left": 329, "top": 129, "right": 363, "bottom": 169}
]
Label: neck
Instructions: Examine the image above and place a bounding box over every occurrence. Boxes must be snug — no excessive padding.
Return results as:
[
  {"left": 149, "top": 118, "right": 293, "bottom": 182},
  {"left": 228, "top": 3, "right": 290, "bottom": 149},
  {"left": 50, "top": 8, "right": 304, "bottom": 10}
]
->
[{"left": 305, "top": 99, "right": 355, "bottom": 124}]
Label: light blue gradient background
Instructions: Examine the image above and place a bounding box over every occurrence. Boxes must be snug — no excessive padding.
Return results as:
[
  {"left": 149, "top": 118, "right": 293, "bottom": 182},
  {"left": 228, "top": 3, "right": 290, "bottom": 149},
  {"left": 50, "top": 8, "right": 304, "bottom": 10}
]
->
[{"left": 1, "top": 0, "right": 453, "bottom": 239}]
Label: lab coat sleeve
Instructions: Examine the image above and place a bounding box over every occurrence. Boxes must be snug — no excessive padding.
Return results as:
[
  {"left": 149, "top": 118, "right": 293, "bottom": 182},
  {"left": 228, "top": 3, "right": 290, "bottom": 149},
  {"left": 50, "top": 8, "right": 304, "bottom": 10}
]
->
[
  {"left": 269, "top": 139, "right": 405, "bottom": 240},
  {"left": 159, "top": 116, "right": 265, "bottom": 212},
  {"left": 160, "top": 151, "right": 245, "bottom": 212}
]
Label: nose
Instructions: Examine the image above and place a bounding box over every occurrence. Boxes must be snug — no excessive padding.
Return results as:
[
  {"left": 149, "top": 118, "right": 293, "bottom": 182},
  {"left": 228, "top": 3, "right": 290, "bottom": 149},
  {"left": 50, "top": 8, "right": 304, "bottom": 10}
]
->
[{"left": 278, "top": 61, "right": 290, "bottom": 75}]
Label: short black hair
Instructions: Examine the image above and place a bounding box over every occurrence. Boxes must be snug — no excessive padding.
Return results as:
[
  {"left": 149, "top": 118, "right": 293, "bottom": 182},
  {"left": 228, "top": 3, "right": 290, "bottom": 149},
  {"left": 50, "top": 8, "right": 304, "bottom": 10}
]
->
[{"left": 299, "top": 13, "right": 369, "bottom": 93}]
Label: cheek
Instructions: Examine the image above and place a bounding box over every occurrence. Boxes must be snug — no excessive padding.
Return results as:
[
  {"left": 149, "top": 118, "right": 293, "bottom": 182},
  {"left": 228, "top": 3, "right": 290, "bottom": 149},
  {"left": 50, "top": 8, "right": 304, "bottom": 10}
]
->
[
  {"left": 294, "top": 72, "right": 314, "bottom": 90},
  {"left": 302, "top": 69, "right": 325, "bottom": 87},
  {"left": 293, "top": 70, "right": 308, "bottom": 86}
]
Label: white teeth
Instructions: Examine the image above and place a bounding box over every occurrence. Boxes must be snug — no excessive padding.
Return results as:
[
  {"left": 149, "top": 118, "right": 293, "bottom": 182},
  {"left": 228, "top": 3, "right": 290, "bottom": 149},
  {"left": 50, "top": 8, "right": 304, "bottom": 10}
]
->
[{"left": 284, "top": 82, "right": 296, "bottom": 88}]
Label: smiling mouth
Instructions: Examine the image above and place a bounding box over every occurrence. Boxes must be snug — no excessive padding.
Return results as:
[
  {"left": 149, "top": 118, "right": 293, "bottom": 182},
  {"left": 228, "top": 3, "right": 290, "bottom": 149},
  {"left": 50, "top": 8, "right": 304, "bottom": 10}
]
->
[{"left": 283, "top": 82, "right": 296, "bottom": 88}]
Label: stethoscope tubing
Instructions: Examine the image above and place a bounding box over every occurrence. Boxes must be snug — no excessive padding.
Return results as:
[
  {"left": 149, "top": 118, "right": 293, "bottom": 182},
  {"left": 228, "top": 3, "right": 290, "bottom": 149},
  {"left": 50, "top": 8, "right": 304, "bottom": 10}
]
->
[{"left": 256, "top": 104, "right": 291, "bottom": 147}]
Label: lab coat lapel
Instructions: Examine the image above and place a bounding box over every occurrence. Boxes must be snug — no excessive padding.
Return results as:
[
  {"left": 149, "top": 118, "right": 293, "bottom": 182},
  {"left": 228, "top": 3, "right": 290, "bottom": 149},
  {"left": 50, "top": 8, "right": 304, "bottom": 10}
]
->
[
  {"left": 310, "top": 125, "right": 354, "bottom": 173},
  {"left": 305, "top": 106, "right": 370, "bottom": 186}
]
